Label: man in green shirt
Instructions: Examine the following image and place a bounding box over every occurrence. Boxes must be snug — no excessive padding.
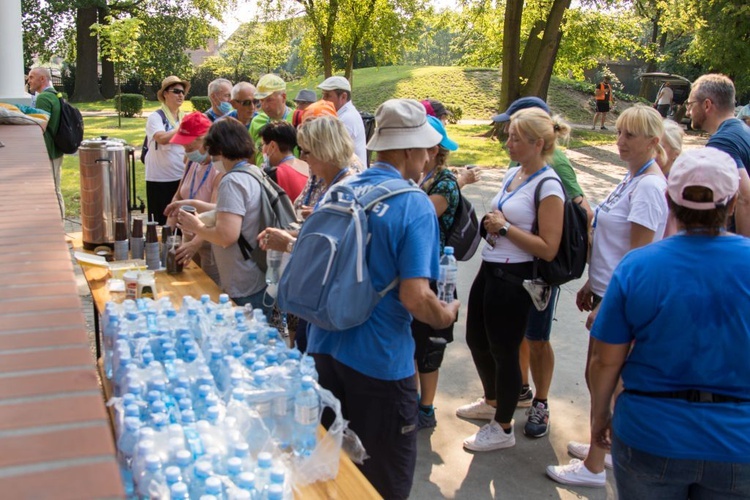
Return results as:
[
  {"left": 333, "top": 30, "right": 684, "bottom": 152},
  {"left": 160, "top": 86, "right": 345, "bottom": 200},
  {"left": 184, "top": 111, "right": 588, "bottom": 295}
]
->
[
  {"left": 28, "top": 67, "right": 64, "bottom": 217},
  {"left": 490, "top": 96, "right": 593, "bottom": 439},
  {"left": 249, "top": 74, "right": 293, "bottom": 166}
]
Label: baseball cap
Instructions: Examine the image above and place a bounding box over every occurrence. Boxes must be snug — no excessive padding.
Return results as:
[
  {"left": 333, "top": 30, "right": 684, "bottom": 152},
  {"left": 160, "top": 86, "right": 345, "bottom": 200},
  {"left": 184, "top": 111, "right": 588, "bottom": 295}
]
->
[
  {"left": 301, "top": 100, "right": 338, "bottom": 122},
  {"left": 170, "top": 111, "right": 212, "bottom": 145},
  {"left": 366, "top": 99, "right": 442, "bottom": 152},
  {"left": 668, "top": 148, "right": 739, "bottom": 210},
  {"left": 294, "top": 89, "right": 317, "bottom": 103},
  {"left": 255, "top": 74, "right": 286, "bottom": 99},
  {"left": 421, "top": 99, "right": 452, "bottom": 120},
  {"left": 427, "top": 115, "right": 458, "bottom": 151},
  {"left": 318, "top": 76, "right": 351, "bottom": 92},
  {"left": 492, "top": 96, "right": 550, "bottom": 123}
]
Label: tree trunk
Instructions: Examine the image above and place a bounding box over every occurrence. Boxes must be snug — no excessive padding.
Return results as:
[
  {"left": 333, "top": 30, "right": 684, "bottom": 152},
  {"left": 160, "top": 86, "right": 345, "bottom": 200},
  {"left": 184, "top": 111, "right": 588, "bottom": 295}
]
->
[
  {"left": 500, "top": 0, "right": 525, "bottom": 111},
  {"left": 536, "top": 30, "right": 564, "bottom": 102},
  {"left": 99, "top": 6, "right": 116, "bottom": 98},
  {"left": 71, "top": 7, "right": 103, "bottom": 102},
  {"left": 521, "top": 0, "right": 571, "bottom": 98},
  {"left": 321, "top": 37, "right": 333, "bottom": 77}
]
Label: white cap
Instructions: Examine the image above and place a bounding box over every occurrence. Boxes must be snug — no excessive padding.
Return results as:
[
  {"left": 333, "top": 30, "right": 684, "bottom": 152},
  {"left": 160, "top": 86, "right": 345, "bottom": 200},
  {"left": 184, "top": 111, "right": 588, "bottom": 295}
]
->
[
  {"left": 318, "top": 76, "right": 352, "bottom": 92},
  {"left": 667, "top": 147, "right": 739, "bottom": 210}
]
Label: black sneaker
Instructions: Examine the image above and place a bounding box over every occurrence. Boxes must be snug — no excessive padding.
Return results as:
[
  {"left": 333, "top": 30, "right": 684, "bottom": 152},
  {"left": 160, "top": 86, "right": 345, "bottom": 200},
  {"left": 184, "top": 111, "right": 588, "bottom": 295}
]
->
[
  {"left": 517, "top": 385, "right": 533, "bottom": 408},
  {"left": 418, "top": 408, "right": 437, "bottom": 430},
  {"left": 524, "top": 400, "right": 550, "bottom": 438},
  {"left": 601, "top": 126, "right": 607, "bottom": 130}
]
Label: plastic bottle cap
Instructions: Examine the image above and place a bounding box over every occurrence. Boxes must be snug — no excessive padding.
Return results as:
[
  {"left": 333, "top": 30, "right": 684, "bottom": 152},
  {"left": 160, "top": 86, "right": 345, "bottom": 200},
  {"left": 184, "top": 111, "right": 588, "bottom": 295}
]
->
[
  {"left": 270, "top": 466, "right": 285, "bottom": 483},
  {"left": 175, "top": 449, "right": 192, "bottom": 466},
  {"left": 195, "top": 461, "right": 212, "bottom": 477},
  {"left": 234, "top": 442, "right": 249, "bottom": 457},
  {"left": 205, "top": 476, "right": 222, "bottom": 493},
  {"left": 170, "top": 482, "right": 188, "bottom": 496},
  {"left": 257, "top": 452, "right": 272, "bottom": 468},
  {"left": 237, "top": 471, "right": 255, "bottom": 489},
  {"left": 267, "top": 484, "right": 284, "bottom": 500},
  {"left": 227, "top": 457, "right": 242, "bottom": 473},
  {"left": 444, "top": 246, "right": 454, "bottom": 254},
  {"left": 165, "top": 465, "right": 181, "bottom": 482},
  {"left": 145, "top": 454, "right": 161, "bottom": 470}
]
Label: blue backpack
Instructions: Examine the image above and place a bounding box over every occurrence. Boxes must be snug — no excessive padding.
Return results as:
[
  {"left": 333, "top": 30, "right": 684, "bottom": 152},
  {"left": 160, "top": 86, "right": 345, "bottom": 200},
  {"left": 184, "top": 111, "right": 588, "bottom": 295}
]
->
[{"left": 277, "top": 178, "right": 422, "bottom": 331}]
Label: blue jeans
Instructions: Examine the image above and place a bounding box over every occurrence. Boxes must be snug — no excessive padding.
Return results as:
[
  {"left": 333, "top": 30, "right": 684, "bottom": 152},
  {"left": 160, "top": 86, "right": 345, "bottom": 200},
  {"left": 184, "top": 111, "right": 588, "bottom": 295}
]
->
[
  {"left": 612, "top": 433, "right": 750, "bottom": 499},
  {"left": 232, "top": 286, "right": 272, "bottom": 319}
]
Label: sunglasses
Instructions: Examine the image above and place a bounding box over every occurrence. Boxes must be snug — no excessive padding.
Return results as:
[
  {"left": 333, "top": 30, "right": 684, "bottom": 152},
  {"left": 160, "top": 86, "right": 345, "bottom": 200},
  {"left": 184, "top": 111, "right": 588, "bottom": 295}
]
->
[
  {"left": 168, "top": 88, "right": 185, "bottom": 95},
  {"left": 237, "top": 100, "right": 255, "bottom": 107}
]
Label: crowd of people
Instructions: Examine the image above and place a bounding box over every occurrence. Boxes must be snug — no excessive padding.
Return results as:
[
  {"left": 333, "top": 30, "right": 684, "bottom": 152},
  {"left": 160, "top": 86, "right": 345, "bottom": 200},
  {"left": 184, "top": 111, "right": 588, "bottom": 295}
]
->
[{"left": 136, "top": 70, "right": 750, "bottom": 499}]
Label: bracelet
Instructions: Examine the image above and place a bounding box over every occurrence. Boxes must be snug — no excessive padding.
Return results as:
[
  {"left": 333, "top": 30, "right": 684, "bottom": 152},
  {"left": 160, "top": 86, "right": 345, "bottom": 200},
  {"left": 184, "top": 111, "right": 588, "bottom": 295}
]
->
[{"left": 286, "top": 241, "right": 294, "bottom": 253}]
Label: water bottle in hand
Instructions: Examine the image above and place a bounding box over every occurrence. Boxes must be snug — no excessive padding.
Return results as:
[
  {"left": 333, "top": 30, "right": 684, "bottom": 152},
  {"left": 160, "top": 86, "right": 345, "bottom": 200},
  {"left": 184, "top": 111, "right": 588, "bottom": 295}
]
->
[{"left": 438, "top": 246, "right": 458, "bottom": 303}]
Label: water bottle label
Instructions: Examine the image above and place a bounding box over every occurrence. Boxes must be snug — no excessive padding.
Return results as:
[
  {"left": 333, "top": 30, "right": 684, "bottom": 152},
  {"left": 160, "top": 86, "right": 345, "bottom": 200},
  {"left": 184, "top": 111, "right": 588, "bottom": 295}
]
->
[
  {"left": 273, "top": 397, "right": 287, "bottom": 416},
  {"left": 256, "top": 401, "right": 272, "bottom": 418},
  {"left": 295, "top": 405, "right": 318, "bottom": 426}
]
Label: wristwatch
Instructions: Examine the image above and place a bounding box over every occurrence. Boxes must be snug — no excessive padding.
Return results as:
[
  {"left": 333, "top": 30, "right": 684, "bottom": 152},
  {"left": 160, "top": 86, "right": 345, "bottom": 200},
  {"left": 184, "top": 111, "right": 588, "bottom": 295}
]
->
[{"left": 499, "top": 221, "right": 511, "bottom": 236}]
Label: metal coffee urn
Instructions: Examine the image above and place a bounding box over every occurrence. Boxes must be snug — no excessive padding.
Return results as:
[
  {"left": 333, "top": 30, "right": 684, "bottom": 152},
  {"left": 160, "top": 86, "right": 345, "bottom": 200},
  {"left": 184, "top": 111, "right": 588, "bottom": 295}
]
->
[{"left": 79, "top": 138, "right": 131, "bottom": 250}]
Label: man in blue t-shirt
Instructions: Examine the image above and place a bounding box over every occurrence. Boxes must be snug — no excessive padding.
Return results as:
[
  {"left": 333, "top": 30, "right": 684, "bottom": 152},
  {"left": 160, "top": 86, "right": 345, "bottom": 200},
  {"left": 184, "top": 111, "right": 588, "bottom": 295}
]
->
[
  {"left": 687, "top": 73, "right": 750, "bottom": 236},
  {"left": 307, "top": 99, "right": 460, "bottom": 499}
]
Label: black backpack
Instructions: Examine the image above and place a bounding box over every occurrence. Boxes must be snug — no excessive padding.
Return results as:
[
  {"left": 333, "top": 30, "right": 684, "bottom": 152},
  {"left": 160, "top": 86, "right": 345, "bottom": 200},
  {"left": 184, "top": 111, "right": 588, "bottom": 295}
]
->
[
  {"left": 532, "top": 177, "right": 588, "bottom": 286},
  {"left": 443, "top": 193, "right": 481, "bottom": 261},
  {"left": 46, "top": 89, "right": 84, "bottom": 154},
  {"left": 140, "top": 109, "right": 167, "bottom": 163}
]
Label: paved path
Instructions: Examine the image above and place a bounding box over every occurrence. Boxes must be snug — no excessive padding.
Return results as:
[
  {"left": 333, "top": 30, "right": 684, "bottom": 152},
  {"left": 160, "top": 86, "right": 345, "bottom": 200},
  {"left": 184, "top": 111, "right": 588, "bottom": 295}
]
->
[{"left": 67, "top": 135, "right": 707, "bottom": 499}]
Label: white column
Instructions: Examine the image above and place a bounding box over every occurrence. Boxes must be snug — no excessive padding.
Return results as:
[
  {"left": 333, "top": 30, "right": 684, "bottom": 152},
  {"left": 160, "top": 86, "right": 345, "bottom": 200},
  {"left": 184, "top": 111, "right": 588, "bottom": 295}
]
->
[{"left": 0, "top": 0, "right": 31, "bottom": 105}]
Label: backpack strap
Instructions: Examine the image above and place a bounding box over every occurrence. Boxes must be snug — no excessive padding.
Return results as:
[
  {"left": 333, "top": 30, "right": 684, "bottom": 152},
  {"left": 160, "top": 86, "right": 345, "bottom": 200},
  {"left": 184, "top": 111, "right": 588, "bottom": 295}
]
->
[
  {"left": 355, "top": 178, "right": 423, "bottom": 297},
  {"left": 223, "top": 165, "right": 265, "bottom": 260},
  {"left": 532, "top": 176, "right": 565, "bottom": 279}
]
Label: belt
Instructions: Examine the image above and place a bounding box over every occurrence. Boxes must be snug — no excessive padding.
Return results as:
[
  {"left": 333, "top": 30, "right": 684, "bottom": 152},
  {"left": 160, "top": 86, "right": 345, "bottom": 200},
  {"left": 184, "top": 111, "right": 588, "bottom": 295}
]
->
[{"left": 626, "top": 389, "right": 750, "bottom": 404}]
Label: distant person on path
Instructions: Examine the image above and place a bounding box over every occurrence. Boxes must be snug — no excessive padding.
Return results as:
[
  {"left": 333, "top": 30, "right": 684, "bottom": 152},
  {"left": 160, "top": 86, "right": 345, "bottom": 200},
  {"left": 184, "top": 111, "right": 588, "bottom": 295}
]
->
[
  {"left": 488, "top": 96, "right": 593, "bottom": 440},
  {"left": 592, "top": 75, "right": 614, "bottom": 130},
  {"left": 250, "top": 74, "right": 293, "bottom": 166},
  {"left": 318, "top": 76, "right": 368, "bottom": 166},
  {"left": 457, "top": 108, "right": 567, "bottom": 452},
  {"left": 654, "top": 82, "right": 674, "bottom": 118},
  {"left": 292, "top": 89, "right": 316, "bottom": 127},
  {"left": 547, "top": 105, "right": 668, "bottom": 488},
  {"left": 145, "top": 75, "right": 189, "bottom": 225},
  {"left": 225, "top": 82, "right": 257, "bottom": 131},
  {"left": 657, "top": 120, "right": 685, "bottom": 237},
  {"left": 738, "top": 101, "right": 750, "bottom": 126},
  {"left": 588, "top": 147, "right": 750, "bottom": 500},
  {"left": 27, "top": 67, "right": 64, "bottom": 218},
  {"left": 686, "top": 73, "right": 750, "bottom": 236},
  {"left": 204, "top": 78, "right": 233, "bottom": 122},
  {"left": 306, "top": 100, "right": 459, "bottom": 498}
]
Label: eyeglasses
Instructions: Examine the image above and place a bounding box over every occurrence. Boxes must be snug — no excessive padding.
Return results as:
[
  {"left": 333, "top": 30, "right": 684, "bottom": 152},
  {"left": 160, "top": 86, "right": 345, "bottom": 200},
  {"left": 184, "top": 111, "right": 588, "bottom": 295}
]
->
[{"left": 168, "top": 89, "right": 185, "bottom": 95}]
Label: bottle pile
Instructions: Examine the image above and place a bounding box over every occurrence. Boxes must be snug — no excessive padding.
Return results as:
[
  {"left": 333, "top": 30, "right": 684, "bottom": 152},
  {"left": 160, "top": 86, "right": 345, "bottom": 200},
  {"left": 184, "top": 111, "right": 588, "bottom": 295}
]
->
[{"left": 103, "top": 294, "right": 322, "bottom": 499}]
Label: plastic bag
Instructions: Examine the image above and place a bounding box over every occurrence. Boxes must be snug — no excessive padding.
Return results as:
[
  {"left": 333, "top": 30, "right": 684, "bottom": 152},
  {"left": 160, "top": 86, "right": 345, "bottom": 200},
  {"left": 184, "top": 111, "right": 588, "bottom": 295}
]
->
[{"left": 289, "top": 382, "right": 367, "bottom": 486}]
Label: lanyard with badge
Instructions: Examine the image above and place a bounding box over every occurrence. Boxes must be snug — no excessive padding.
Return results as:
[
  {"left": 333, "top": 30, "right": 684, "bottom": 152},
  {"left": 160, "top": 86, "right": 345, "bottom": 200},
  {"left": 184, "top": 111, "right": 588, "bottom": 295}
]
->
[
  {"left": 313, "top": 167, "right": 350, "bottom": 210},
  {"left": 592, "top": 159, "right": 655, "bottom": 229},
  {"left": 188, "top": 162, "right": 212, "bottom": 199},
  {"left": 496, "top": 166, "right": 550, "bottom": 211}
]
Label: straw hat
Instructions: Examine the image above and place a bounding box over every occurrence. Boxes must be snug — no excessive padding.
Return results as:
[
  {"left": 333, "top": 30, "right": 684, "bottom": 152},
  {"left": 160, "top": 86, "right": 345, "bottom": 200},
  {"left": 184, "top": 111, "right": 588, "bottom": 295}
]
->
[{"left": 157, "top": 75, "right": 191, "bottom": 102}]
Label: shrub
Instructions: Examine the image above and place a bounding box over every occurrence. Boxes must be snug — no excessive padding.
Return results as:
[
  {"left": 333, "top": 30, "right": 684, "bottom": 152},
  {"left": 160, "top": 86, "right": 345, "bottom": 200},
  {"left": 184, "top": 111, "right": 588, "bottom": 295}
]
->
[
  {"left": 115, "top": 93, "right": 144, "bottom": 117},
  {"left": 190, "top": 96, "right": 211, "bottom": 113},
  {"left": 446, "top": 104, "right": 463, "bottom": 124}
]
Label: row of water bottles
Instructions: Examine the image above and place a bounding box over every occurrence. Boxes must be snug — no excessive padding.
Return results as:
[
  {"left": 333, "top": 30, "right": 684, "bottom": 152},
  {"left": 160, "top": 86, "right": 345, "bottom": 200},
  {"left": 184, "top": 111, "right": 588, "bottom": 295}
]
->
[{"left": 103, "top": 295, "right": 322, "bottom": 499}]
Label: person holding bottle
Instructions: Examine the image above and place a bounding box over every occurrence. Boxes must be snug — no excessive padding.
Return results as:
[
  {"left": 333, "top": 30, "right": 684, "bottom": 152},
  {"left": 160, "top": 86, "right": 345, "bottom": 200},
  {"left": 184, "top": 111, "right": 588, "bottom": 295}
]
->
[
  {"left": 411, "top": 115, "right": 460, "bottom": 430},
  {"left": 457, "top": 107, "right": 567, "bottom": 452}
]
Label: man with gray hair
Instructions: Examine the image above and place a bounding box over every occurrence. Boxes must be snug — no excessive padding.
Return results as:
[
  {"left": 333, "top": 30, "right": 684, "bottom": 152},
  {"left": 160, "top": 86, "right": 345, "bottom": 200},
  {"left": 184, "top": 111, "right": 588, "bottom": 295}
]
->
[
  {"left": 224, "top": 81, "right": 257, "bottom": 131},
  {"left": 27, "top": 67, "right": 64, "bottom": 217},
  {"left": 204, "top": 78, "right": 233, "bottom": 122},
  {"left": 319, "top": 76, "right": 368, "bottom": 165},
  {"left": 307, "top": 99, "right": 459, "bottom": 499},
  {"left": 687, "top": 73, "right": 750, "bottom": 236}
]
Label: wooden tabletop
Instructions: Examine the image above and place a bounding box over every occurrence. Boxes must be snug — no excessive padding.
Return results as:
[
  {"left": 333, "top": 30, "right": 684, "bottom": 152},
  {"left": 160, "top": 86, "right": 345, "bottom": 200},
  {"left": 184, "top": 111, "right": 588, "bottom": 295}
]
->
[{"left": 70, "top": 232, "right": 380, "bottom": 499}]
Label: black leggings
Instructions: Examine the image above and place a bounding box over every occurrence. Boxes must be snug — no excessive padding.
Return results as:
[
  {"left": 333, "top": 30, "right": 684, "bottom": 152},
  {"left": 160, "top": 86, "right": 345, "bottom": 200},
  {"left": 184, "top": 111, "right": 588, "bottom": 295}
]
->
[{"left": 466, "top": 260, "right": 534, "bottom": 424}]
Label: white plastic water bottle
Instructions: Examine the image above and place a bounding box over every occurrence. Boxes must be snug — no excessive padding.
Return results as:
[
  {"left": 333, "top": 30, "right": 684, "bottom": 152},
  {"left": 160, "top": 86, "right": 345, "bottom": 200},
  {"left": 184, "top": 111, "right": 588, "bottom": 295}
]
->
[
  {"left": 438, "top": 246, "right": 458, "bottom": 303},
  {"left": 293, "top": 376, "right": 319, "bottom": 457}
]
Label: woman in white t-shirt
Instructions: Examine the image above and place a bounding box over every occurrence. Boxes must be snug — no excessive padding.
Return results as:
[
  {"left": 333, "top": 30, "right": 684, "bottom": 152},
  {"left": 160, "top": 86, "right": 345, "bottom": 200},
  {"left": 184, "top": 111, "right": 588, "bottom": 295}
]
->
[
  {"left": 457, "top": 108, "right": 568, "bottom": 452},
  {"left": 547, "top": 105, "right": 668, "bottom": 487}
]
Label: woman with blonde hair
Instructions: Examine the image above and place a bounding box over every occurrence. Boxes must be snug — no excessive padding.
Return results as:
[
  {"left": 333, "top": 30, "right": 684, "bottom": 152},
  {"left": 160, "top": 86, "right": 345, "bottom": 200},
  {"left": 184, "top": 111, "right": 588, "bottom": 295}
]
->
[
  {"left": 658, "top": 119, "right": 684, "bottom": 177},
  {"left": 458, "top": 107, "right": 568, "bottom": 451},
  {"left": 547, "top": 104, "right": 668, "bottom": 487}
]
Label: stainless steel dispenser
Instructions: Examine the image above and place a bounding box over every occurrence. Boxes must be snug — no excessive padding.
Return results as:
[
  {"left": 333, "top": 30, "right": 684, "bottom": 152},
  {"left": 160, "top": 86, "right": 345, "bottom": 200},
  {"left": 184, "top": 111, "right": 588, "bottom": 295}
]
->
[{"left": 79, "top": 138, "right": 131, "bottom": 249}]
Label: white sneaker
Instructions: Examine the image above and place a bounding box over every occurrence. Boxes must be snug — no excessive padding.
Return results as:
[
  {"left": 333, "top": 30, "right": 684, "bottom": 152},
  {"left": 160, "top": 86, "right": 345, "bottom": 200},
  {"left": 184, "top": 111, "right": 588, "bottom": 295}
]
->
[
  {"left": 546, "top": 459, "right": 606, "bottom": 487},
  {"left": 456, "top": 397, "right": 496, "bottom": 420},
  {"left": 567, "top": 441, "right": 613, "bottom": 469},
  {"left": 463, "top": 420, "right": 515, "bottom": 451}
]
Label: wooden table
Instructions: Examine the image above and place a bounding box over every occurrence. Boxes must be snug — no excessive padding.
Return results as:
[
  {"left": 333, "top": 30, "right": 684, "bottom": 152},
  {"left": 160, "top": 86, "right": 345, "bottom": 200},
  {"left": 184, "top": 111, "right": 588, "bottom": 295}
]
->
[{"left": 70, "top": 233, "right": 381, "bottom": 499}]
